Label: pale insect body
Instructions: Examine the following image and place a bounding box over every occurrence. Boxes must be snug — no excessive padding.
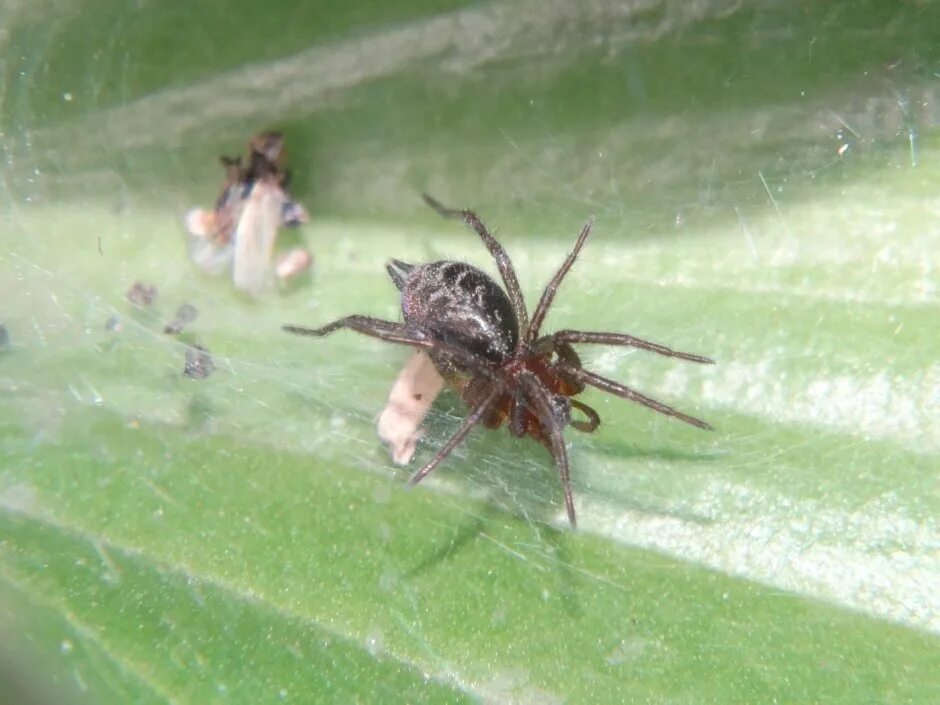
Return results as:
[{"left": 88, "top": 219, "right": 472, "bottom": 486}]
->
[
  {"left": 231, "top": 178, "right": 286, "bottom": 295},
  {"left": 377, "top": 351, "right": 445, "bottom": 465}
]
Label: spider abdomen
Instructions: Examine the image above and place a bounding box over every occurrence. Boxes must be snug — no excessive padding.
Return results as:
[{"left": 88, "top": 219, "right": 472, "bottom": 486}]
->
[{"left": 387, "top": 259, "right": 519, "bottom": 368}]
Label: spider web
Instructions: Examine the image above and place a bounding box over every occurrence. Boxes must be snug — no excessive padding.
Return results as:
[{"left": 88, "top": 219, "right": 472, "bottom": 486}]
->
[{"left": 1, "top": 1, "right": 939, "bottom": 702}]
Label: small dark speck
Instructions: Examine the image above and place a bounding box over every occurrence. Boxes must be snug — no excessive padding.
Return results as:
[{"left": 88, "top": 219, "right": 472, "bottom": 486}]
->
[
  {"left": 184, "top": 344, "right": 215, "bottom": 379},
  {"left": 0, "top": 323, "right": 9, "bottom": 350},
  {"left": 105, "top": 316, "right": 123, "bottom": 332},
  {"left": 164, "top": 303, "right": 199, "bottom": 335},
  {"left": 126, "top": 281, "right": 157, "bottom": 307},
  {"left": 413, "top": 393, "right": 423, "bottom": 401}
]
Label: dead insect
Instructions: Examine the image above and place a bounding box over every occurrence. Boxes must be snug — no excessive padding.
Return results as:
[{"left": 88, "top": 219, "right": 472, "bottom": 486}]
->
[
  {"left": 126, "top": 282, "right": 157, "bottom": 307},
  {"left": 164, "top": 303, "right": 199, "bottom": 335},
  {"left": 284, "top": 195, "right": 714, "bottom": 527},
  {"left": 377, "top": 350, "right": 445, "bottom": 465},
  {"left": 184, "top": 343, "right": 215, "bottom": 379},
  {"left": 185, "top": 131, "right": 310, "bottom": 296}
]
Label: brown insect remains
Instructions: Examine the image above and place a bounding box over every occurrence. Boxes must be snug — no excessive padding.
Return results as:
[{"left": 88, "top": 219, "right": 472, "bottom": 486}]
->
[{"left": 285, "top": 195, "right": 714, "bottom": 527}]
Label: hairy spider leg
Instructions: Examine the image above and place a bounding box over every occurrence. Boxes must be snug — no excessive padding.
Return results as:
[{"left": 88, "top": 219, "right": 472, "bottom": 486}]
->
[
  {"left": 518, "top": 371, "right": 577, "bottom": 526},
  {"left": 283, "top": 316, "right": 499, "bottom": 381},
  {"left": 526, "top": 218, "right": 595, "bottom": 343},
  {"left": 546, "top": 330, "right": 715, "bottom": 364},
  {"left": 557, "top": 363, "right": 712, "bottom": 430},
  {"left": 284, "top": 316, "right": 430, "bottom": 346},
  {"left": 407, "top": 384, "right": 503, "bottom": 487},
  {"left": 422, "top": 193, "right": 530, "bottom": 333}
]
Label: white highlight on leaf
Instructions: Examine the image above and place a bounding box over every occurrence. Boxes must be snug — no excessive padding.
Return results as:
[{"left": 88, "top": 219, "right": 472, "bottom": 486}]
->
[
  {"left": 624, "top": 359, "right": 940, "bottom": 452},
  {"left": 0, "top": 482, "right": 39, "bottom": 513},
  {"left": 577, "top": 483, "right": 940, "bottom": 633},
  {"left": 364, "top": 627, "right": 385, "bottom": 657}
]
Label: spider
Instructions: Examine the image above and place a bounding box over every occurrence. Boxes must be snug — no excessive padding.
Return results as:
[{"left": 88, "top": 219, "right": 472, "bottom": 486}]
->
[{"left": 284, "top": 194, "right": 714, "bottom": 527}]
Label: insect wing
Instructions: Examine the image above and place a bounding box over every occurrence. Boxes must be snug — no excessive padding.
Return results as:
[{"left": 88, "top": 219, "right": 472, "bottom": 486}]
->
[{"left": 232, "top": 179, "right": 285, "bottom": 295}]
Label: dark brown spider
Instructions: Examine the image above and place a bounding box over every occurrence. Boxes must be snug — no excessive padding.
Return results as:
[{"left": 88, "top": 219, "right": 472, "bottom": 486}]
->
[{"left": 284, "top": 194, "right": 714, "bottom": 527}]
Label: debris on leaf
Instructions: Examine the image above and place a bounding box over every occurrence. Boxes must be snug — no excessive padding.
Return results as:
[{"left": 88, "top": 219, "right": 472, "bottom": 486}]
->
[
  {"left": 164, "top": 303, "right": 199, "bottom": 335},
  {"left": 105, "top": 316, "right": 123, "bottom": 333},
  {"left": 0, "top": 322, "right": 9, "bottom": 350},
  {"left": 126, "top": 281, "right": 157, "bottom": 307},
  {"left": 185, "top": 131, "right": 310, "bottom": 296},
  {"left": 377, "top": 351, "right": 445, "bottom": 465},
  {"left": 184, "top": 343, "right": 215, "bottom": 379}
]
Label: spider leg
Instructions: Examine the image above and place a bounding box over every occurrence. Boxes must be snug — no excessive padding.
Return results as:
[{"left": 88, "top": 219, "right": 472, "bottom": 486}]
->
[
  {"left": 557, "top": 363, "right": 713, "bottom": 430},
  {"left": 547, "top": 330, "right": 714, "bottom": 365},
  {"left": 284, "top": 315, "right": 430, "bottom": 346},
  {"left": 569, "top": 399, "right": 600, "bottom": 433},
  {"left": 284, "top": 315, "right": 499, "bottom": 380},
  {"left": 408, "top": 384, "right": 502, "bottom": 486},
  {"left": 422, "top": 193, "right": 530, "bottom": 333},
  {"left": 518, "top": 371, "right": 577, "bottom": 528},
  {"left": 508, "top": 392, "right": 528, "bottom": 438},
  {"left": 525, "top": 218, "right": 595, "bottom": 343}
]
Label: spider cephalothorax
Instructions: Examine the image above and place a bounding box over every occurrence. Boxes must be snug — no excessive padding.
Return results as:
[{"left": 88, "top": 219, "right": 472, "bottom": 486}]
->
[{"left": 285, "top": 194, "right": 714, "bottom": 527}]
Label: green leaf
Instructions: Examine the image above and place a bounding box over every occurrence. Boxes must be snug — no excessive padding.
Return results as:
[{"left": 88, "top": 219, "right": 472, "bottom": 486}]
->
[{"left": 2, "top": 1, "right": 938, "bottom": 703}]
